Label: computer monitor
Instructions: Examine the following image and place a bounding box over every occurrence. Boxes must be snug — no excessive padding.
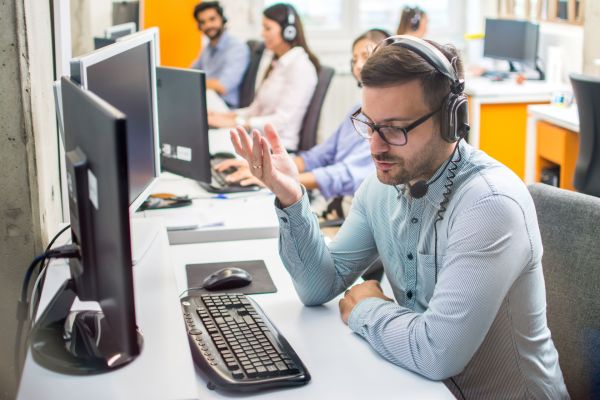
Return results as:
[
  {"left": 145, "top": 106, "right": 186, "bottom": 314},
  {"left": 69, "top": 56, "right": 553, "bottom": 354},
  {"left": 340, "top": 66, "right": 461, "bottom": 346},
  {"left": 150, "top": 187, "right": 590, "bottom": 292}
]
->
[
  {"left": 113, "top": 1, "right": 140, "bottom": 31},
  {"left": 156, "top": 66, "right": 211, "bottom": 184},
  {"left": 104, "top": 22, "right": 137, "bottom": 39},
  {"left": 70, "top": 29, "right": 160, "bottom": 212},
  {"left": 30, "top": 77, "right": 141, "bottom": 374},
  {"left": 93, "top": 37, "right": 116, "bottom": 50},
  {"left": 483, "top": 18, "right": 540, "bottom": 68}
]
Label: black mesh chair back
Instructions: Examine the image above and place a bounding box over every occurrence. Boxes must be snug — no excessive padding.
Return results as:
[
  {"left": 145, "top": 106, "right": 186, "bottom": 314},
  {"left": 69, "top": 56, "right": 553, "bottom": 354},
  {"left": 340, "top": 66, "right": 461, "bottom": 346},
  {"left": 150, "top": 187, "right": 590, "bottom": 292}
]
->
[
  {"left": 297, "top": 66, "right": 335, "bottom": 151},
  {"left": 570, "top": 74, "right": 600, "bottom": 197},
  {"left": 238, "top": 40, "right": 265, "bottom": 108}
]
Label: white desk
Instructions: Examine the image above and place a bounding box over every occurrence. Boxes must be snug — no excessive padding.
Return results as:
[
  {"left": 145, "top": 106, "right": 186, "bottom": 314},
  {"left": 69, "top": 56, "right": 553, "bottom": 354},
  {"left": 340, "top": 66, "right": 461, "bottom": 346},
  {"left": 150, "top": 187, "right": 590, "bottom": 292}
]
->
[
  {"left": 170, "top": 238, "right": 454, "bottom": 399},
  {"left": 135, "top": 172, "right": 279, "bottom": 245},
  {"left": 17, "top": 219, "right": 198, "bottom": 400}
]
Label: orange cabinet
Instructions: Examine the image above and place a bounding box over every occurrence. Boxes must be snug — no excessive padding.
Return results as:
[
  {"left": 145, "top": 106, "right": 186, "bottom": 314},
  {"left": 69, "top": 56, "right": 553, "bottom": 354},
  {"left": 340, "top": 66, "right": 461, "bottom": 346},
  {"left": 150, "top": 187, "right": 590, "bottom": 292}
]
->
[{"left": 535, "top": 120, "right": 579, "bottom": 190}]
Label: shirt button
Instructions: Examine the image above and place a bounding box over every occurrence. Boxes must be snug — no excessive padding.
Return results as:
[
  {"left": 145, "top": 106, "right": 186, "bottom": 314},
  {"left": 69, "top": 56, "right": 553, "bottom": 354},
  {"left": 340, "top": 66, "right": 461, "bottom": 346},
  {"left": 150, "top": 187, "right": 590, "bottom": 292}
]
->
[
  {"left": 407, "top": 253, "right": 413, "bottom": 260},
  {"left": 411, "top": 217, "right": 418, "bottom": 224},
  {"left": 280, "top": 217, "right": 288, "bottom": 223},
  {"left": 407, "top": 290, "right": 413, "bottom": 299}
]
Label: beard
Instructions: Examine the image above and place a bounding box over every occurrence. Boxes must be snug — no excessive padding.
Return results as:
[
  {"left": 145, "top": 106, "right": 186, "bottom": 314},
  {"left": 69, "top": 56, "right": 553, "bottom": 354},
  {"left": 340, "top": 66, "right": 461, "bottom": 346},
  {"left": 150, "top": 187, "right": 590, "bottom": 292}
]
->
[
  {"left": 373, "top": 136, "right": 446, "bottom": 186},
  {"left": 204, "top": 26, "right": 224, "bottom": 40}
]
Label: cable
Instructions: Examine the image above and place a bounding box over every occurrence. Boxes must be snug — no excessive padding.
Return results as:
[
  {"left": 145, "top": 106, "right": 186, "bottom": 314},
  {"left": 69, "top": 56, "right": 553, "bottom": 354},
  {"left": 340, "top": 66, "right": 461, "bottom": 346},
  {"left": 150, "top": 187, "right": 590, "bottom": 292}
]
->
[
  {"left": 433, "top": 140, "right": 462, "bottom": 283},
  {"left": 433, "top": 141, "right": 465, "bottom": 400},
  {"left": 14, "top": 239, "right": 79, "bottom": 381}
]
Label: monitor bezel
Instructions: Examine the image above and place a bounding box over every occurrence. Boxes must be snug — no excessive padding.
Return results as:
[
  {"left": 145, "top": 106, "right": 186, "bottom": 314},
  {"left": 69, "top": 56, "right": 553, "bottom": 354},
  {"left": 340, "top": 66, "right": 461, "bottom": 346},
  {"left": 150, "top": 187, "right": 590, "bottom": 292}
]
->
[{"left": 70, "top": 29, "right": 160, "bottom": 213}]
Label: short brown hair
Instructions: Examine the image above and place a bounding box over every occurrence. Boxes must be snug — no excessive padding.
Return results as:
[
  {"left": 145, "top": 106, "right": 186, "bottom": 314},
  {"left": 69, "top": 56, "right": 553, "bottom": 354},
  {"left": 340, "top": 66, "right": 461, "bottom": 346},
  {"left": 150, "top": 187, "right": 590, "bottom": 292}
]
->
[{"left": 360, "top": 40, "right": 464, "bottom": 122}]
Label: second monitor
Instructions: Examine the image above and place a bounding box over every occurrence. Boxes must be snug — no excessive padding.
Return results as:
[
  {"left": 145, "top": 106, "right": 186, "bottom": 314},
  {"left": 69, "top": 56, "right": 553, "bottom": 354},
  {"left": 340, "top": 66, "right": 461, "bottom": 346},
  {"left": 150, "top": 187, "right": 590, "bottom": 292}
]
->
[{"left": 156, "top": 66, "right": 259, "bottom": 194}]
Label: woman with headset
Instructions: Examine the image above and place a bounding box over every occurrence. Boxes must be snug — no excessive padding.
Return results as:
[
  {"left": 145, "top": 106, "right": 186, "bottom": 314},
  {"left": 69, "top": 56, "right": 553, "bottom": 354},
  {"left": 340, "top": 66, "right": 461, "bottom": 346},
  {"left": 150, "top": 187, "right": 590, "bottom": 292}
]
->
[
  {"left": 396, "top": 6, "right": 428, "bottom": 38},
  {"left": 208, "top": 3, "right": 319, "bottom": 151},
  {"left": 215, "top": 29, "right": 390, "bottom": 203}
]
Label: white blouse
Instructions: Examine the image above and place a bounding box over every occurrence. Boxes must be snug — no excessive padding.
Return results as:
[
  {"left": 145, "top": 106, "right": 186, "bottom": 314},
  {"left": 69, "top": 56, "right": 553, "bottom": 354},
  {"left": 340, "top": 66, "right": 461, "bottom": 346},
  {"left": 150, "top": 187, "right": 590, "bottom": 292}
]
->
[{"left": 237, "top": 46, "right": 318, "bottom": 151}]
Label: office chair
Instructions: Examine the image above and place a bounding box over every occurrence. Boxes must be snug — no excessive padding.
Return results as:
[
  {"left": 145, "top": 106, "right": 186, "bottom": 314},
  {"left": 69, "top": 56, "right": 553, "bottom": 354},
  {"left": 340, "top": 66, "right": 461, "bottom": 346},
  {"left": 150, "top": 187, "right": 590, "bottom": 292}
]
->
[
  {"left": 238, "top": 40, "right": 265, "bottom": 108},
  {"left": 297, "top": 65, "right": 335, "bottom": 151},
  {"left": 570, "top": 74, "right": 600, "bottom": 197},
  {"left": 528, "top": 183, "right": 600, "bottom": 400}
]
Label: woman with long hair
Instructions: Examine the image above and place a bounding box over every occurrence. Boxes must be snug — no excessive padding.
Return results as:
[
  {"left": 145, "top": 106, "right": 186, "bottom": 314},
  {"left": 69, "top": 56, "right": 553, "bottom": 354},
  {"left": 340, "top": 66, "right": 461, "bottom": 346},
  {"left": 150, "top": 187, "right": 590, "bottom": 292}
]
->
[
  {"left": 208, "top": 3, "right": 319, "bottom": 151},
  {"left": 396, "top": 6, "right": 428, "bottom": 38}
]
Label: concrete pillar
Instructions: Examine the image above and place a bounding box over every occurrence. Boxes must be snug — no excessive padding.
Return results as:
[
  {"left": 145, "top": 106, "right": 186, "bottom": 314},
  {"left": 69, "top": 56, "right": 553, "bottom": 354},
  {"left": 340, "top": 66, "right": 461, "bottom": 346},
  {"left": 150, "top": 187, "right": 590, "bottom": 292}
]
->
[
  {"left": 583, "top": 0, "right": 600, "bottom": 76},
  {"left": 70, "top": 0, "right": 112, "bottom": 57},
  {"left": 0, "top": 0, "right": 61, "bottom": 397}
]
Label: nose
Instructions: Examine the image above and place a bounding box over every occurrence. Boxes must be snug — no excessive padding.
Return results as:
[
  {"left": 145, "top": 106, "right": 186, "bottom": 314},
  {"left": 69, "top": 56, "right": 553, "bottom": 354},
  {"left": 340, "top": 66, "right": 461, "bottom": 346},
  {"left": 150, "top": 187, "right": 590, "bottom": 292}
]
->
[{"left": 370, "top": 129, "right": 389, "bottom": 155}]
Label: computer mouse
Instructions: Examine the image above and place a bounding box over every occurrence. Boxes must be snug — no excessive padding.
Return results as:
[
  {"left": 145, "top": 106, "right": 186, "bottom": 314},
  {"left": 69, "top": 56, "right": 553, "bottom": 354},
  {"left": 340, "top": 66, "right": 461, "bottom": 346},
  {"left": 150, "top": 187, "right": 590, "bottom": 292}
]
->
[{"left": 202, "top": 267, "right": 252, "bottom": 291}]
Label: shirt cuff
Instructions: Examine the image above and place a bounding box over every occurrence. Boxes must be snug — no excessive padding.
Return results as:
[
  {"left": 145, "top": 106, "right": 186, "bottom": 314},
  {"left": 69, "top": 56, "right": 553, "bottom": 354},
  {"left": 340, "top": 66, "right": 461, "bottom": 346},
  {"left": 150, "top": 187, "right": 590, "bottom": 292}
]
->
[
  {"left": 273, "top": 186, "right": 313, "bottom": 229},
  {"left": 348, "top": 297, "right": 391, "bottom": 334}
]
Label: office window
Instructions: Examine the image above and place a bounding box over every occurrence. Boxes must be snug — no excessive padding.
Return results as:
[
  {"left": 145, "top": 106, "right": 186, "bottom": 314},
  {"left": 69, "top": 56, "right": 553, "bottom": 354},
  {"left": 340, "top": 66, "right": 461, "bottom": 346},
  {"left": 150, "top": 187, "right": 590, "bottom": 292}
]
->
[{"left": 264, "top": 0, "right": 344, "bottom": 31}]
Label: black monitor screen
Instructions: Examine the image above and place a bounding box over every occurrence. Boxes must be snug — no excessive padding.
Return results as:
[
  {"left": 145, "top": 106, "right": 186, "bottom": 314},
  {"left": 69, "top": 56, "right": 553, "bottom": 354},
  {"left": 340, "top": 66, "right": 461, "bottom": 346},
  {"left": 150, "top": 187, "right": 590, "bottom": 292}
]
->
[
  {"left": 483, "top": 18, "right": 539, "bottom": 66},
  {"left": 75, "top": 40, "right": 157, "bottom": 209},
  {"left": 157, "top": 66, "right": 211, "bottom": 183}
]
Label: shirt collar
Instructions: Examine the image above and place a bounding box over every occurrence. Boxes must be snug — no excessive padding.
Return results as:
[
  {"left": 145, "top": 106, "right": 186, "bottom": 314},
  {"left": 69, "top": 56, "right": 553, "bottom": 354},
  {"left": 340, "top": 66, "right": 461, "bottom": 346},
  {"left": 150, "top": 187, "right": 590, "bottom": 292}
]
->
[{"left": 209, "top": 30, "right": 230, "bottom": 51}]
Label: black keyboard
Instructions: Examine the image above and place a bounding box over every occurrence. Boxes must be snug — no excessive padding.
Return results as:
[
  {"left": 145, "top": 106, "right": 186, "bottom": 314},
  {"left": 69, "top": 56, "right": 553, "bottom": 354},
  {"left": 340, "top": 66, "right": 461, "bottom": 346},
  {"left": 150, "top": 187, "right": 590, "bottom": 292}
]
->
[
  {"left": 203, "top": 159, "right": 260, "bottom": 194},
  {"left": 180, "top": 293, "right": 311, "bottom": 392}
]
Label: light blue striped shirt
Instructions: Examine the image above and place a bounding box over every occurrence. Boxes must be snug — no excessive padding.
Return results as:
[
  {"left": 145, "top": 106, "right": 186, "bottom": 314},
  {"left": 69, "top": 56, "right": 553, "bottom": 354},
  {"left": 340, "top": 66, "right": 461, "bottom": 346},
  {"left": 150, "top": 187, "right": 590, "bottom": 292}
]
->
[{"left": 275, "top": 141, "right": 569, "bottom": 398}]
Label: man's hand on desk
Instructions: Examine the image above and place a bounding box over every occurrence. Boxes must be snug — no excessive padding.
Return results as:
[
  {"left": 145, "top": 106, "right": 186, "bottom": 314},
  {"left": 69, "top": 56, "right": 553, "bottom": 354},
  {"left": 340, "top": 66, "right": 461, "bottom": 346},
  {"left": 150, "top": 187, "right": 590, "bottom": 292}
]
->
[
  {"left": 208, "top": 111, "right": 236, "bottom": 128},
  {"left": 339, "top": 280, "right": 394, "bottom": 325},
  {"left": 214, "top": 158, "right": 266, "bottom": 187},
  {"left": 230, "top": 124, "right": 302, "bottom": 207}
]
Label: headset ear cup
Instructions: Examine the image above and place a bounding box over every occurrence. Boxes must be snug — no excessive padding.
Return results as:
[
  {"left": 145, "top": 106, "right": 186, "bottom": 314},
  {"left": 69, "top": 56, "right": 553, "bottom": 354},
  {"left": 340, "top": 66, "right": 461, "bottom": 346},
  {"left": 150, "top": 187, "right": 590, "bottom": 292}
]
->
[
  {"left": 283, "top": 25, "right": 297, "bottom": 42},
  {"left": 441, "top": 94, "right": 469, "bottom": 143},
  {"left": 440, "top": 96, "right": 452, "bottom": 142}
]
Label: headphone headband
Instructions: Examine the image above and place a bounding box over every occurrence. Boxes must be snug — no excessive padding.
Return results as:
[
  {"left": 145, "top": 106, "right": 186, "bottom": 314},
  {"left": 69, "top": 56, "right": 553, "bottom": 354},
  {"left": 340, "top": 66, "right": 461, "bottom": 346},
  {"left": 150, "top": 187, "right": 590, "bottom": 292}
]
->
[{"left": 377, "top": 35, "right": 464, "bottom": 93}]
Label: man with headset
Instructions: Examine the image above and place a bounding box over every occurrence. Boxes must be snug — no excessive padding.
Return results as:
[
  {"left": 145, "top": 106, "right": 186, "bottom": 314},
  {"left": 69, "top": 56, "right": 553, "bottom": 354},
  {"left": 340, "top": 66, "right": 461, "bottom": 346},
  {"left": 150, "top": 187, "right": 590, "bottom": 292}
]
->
[
  {"left": 191, "top": 1, "right": 249, "bottom": 108},
  {"left": 228, "top": 36, "right": 568, "bottom": 398}
]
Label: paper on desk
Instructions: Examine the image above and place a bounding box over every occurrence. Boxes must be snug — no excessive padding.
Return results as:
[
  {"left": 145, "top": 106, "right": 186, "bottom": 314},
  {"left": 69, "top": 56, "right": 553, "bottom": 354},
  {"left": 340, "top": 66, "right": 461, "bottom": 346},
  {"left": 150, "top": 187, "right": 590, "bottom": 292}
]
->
[{"left": 140, "top": 208, "right": 224, "bottom": 231}]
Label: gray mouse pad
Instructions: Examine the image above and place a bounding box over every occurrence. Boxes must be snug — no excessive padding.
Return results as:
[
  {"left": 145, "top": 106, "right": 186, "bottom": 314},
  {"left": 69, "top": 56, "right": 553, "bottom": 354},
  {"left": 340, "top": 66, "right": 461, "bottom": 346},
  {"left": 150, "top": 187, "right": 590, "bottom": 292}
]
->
[{"left": 185, "top": 260, "right": 277, "bottom": 295}]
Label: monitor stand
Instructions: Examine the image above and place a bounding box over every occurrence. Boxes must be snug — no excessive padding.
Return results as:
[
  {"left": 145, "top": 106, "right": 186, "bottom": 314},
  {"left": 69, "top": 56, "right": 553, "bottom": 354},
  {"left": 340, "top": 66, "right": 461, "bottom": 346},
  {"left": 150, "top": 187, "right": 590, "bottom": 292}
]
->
[{"left": 29, "top": 279, "right": 143, "bottom": 375}]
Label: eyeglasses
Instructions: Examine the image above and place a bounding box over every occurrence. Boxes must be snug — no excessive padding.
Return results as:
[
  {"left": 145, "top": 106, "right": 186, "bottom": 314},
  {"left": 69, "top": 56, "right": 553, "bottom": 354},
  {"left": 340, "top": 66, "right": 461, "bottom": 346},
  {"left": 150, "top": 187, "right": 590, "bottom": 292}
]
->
[{"left": 350, "top": 108, "right": 439, "bottom": 146}]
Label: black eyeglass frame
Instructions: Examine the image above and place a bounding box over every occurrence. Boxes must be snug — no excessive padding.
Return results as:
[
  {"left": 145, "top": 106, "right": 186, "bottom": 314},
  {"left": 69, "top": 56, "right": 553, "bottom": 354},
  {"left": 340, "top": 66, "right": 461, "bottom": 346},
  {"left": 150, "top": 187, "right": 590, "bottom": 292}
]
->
[{"left": 350, "top": 107, "right": 440, "bottom": 146}]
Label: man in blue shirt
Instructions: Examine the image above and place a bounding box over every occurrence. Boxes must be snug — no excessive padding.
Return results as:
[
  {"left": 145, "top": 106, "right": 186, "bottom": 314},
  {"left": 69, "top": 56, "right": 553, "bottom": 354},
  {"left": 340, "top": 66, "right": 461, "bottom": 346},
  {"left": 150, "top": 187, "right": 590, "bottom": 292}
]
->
[
  {"left": 191, "top": 1, "right": 249, "bottom": 108},
  {"left": 227, "top": 36, "right": 568, "bottom": 398}
]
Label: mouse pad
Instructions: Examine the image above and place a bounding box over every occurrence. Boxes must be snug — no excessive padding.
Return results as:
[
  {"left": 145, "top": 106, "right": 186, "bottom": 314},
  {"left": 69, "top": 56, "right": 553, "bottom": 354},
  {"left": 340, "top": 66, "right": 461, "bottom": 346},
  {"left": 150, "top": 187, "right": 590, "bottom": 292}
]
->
[{"left": 185, "top": 260, "right": 277, "bottom": 295}]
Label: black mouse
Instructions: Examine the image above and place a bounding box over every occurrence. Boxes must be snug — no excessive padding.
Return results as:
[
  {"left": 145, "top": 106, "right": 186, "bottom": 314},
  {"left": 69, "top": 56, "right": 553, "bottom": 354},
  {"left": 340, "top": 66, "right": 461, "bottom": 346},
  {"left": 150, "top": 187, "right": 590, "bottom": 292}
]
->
[{"left": 202, "top": 267, "right": 252, "bottom": 291}]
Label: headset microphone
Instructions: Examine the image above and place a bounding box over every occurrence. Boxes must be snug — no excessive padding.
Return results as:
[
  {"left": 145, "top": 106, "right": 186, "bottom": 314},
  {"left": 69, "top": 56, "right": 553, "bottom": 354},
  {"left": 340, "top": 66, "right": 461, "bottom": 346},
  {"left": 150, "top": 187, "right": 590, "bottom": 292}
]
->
[{"left": 407, "top": 142, "right": 461, "bottom": 199}]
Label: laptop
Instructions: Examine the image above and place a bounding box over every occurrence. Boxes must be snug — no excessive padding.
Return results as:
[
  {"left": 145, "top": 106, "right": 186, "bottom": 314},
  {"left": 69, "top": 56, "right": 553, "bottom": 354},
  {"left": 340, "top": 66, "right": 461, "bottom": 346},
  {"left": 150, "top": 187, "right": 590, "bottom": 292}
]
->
[{"left": 156, "top": 66, "right": 259, "bottom": 193}]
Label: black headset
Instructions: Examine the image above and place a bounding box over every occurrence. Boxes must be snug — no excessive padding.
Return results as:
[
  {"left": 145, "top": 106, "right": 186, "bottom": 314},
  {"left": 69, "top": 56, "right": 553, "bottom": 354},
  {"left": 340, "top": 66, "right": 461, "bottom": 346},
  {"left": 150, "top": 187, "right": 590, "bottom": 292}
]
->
[
  {"left": 374, "top": 35, "right": 470, "bottom": 198},
  {"left": 281, "top": 4, "right": 297, "bottom": 42}
]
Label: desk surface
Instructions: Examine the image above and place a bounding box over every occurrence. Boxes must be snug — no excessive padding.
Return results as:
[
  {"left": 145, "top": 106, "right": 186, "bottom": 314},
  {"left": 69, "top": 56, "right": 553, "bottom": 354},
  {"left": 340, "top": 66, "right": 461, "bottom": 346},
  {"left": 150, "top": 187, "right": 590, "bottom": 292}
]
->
[
  {"left": 171, "top": 238, "right": 453, "bottom": 399},
  {"left": 528, "top": 104, "right": 580, "bottom": 132},
  {"left": 135, "top": 172, "right": 279, "bottom": 245},
  {"left": 465, "top": 77, "right": 568, "bottom": 102}
]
